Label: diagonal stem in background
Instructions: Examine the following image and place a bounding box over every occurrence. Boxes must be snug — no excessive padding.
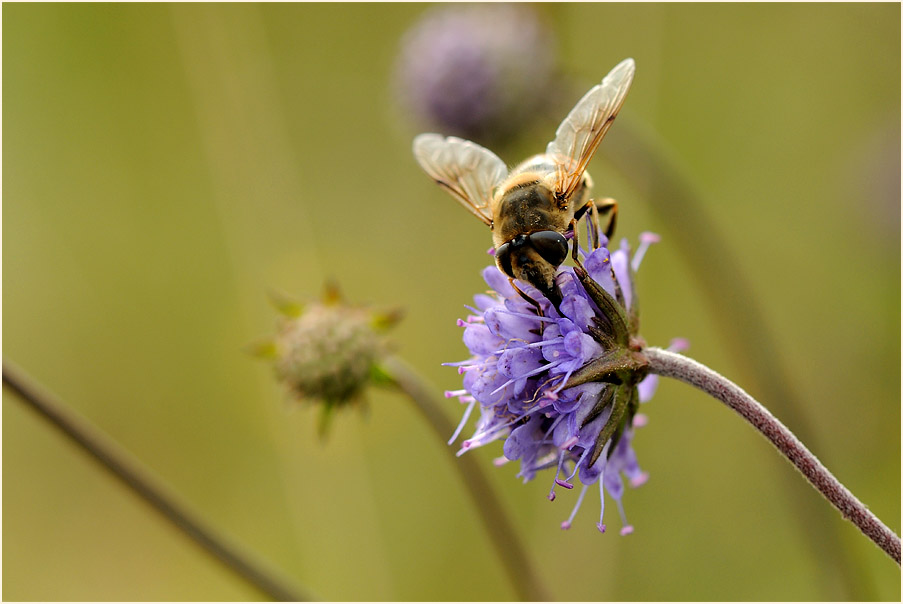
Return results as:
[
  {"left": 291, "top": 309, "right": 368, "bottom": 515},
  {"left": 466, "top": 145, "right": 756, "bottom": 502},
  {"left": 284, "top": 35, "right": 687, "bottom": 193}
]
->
[
  {"left": 2, "top": 360, "right": 312, "bottom": 602},
  {"left": 603, "top": 120, "right": 879, "bottom": 598},
  {"left": 380, "top": 356, "right": 550, "bottom": 602},
  {"left": 643, "top": 347, "right": 900, "bottom": 564}
]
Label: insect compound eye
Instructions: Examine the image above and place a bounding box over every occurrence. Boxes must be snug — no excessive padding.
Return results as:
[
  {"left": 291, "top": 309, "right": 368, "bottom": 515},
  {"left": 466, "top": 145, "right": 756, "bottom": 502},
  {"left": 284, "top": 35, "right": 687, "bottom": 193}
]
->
[
  {"left": 528, "top": 231, "right": 569, "bottom": 267},
  {"left": 495, "top": 242, "right": 515, "bottom": 278}
]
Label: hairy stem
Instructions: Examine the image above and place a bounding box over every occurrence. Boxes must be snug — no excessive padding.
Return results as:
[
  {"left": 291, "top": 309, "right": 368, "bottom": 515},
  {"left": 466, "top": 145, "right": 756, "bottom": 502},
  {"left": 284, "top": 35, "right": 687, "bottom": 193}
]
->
[
  {"left": 380, "top": 356, "right": 549, "bottom": 602},
  {"left": 643, "top": 347, "right": 901, "bottom": 564},
  {"left": 2, "top": 360, "right": 311, "bottom": 602},
  {"left": 603, "top": 120, "right": 875, "bottom": 597}
]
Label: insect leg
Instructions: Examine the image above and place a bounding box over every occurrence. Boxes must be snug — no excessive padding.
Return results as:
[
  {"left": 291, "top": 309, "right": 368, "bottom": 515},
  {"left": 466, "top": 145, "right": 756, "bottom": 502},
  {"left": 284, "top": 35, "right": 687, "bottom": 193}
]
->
[
  {"left": 574, "top": 198, "right": 617, "bottom": 248},
  {"left": 509, "top": 279, "right": 543, "bottom": 314},
  {"left": 509, "top": 278, "right": 548, "bottom": 335},
  {"left": 588, "top": 201, "right": 602, "bottom": 249}
]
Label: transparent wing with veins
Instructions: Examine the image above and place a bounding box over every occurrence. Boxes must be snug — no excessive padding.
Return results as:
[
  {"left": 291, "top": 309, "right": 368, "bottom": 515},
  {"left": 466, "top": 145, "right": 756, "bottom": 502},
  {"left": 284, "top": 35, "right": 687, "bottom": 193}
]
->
[
  {"left": 413, "top": 133, "right": 508, "bottom": 226},
  {"left": 546, "top": 58, "right": 635, "bottom": 202}
]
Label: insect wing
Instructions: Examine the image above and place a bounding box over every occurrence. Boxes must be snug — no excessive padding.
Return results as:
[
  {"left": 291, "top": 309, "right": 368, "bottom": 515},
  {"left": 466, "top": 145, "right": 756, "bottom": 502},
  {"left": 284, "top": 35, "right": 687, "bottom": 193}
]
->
[
  {"left": 413, "top": 133, "right": 507, "bottom": 226},
  {"left": 546, "top": 58, "right": 635, "bottom": 200}
]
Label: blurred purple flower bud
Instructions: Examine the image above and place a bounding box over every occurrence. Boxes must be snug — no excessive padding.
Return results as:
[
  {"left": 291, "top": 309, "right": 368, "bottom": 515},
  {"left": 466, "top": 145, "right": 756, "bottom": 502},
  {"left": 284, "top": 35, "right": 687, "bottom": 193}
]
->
[{"left": 394, "top": 3, "right": 559, "bottom": 146}]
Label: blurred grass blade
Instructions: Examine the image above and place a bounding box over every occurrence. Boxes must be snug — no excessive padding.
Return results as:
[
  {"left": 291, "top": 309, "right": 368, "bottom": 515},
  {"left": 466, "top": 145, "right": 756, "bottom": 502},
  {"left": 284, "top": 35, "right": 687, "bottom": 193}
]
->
[
  {"left": 2, "top": 359, "right": 314, "bottom": 602},
  {"left": 380, "top": 356, "right": 550, "bottom": 602}
]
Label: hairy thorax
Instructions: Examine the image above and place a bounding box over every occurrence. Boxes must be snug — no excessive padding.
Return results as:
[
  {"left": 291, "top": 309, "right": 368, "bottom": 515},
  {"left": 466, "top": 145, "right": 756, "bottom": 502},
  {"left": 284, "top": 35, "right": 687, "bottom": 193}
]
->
[{"left": 491, "top": 154, "right": 591, "bottom": 248}]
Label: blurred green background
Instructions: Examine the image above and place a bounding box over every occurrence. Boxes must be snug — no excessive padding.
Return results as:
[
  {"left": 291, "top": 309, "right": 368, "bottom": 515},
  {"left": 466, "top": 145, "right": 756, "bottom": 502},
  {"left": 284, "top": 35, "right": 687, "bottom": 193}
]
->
[{"left": 3, "top": 3, "right": 899, "bottom": 601}]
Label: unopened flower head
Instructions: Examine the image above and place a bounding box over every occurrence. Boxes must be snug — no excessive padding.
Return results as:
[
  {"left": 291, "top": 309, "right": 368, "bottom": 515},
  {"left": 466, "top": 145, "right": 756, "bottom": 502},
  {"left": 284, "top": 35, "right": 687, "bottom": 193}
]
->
[
  {"left": 254, "top": 285, "right": 401, "bottom": 435},
  {"left": 274, "top": 304, "right": 380, "bottom": 404},
  {"left": 394, "top": 3, "right": 559, "bottom": 146},
  {"left": 447, "top": 230, "right": 681, "bottom": 533}
]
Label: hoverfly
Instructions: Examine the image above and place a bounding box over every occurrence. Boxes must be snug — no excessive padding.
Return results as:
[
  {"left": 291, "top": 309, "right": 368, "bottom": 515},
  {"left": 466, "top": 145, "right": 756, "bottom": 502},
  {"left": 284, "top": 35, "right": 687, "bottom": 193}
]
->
[{"left": 413, "top": 58, "right": 635, "bottom": 308}]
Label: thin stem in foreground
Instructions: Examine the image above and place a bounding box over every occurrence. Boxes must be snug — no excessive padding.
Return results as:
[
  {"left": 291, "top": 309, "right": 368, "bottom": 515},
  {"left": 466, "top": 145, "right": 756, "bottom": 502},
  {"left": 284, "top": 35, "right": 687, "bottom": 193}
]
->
[
  {"left": 643, "top": 347, "right": 901, "bottom": 564},
  {"left": 2, "top": 360, "right": 312, "bottom": 602},
  {"left": 380, "top": 356, "right": 549, "bottom": 602}
]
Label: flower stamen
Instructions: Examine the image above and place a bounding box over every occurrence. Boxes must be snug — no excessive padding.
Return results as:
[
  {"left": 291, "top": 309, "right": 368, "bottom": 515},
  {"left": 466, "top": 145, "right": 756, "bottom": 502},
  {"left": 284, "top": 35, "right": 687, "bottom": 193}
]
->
[
  {"left": 561, "top": 483, "right": 590, "bottom": 530},
  {"left": 448, "top": 398, "right": 477, "bottom": 445},
  {"left": 631, "top": 231, "right": 661, "bottom": 272},
  {"left": 616, "top": 498, "right": 634, "bottom": 536},
  {"left": 548, "top": 450, "right": 568, "bottom": 501},
  {"left": 597, "top": 479, "right": 607, "bottom": 533}
]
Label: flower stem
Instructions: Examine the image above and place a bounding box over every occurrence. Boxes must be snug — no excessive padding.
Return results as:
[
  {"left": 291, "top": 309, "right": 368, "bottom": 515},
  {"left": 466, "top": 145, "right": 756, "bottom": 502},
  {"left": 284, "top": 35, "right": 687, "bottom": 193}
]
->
[
  {"left": 603, "top": 117, "right": 879, "bottom": 598},
  {"left": 2, "top": 359, "right": 312, "bottom": 602},
  {"left": 380, "top": 356, "right": 549, "bottom": 602},
  {"left": 643, "top": 347, "right": 901, "bottom": 564}
]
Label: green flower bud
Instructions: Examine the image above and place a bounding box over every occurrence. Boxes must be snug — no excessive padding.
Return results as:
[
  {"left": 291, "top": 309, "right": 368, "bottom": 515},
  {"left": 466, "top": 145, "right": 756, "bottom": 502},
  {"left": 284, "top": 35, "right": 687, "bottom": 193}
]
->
[{"left": 253, "top": 285, "right": 401, "bottom": 435}]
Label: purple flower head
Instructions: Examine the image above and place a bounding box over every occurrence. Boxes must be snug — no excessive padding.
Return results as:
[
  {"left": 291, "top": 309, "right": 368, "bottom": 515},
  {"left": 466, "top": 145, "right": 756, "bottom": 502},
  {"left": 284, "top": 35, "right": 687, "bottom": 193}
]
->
[
  {"left": 394, "top": 4, "right": 559, "bottom": 146},
  {"left": 448, "top": 231, "right": 681, "bottom": 533}
]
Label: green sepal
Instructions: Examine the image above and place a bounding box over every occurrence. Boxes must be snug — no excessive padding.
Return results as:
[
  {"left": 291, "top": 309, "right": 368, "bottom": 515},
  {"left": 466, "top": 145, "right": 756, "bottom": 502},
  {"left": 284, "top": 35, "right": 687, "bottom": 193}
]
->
[
  {"left": 317, "top": 402, "right": 336, "bottom": 440},
  {"left": 321, "top": 279, "right": 343, "bottom": 306},
  {"left": 244, "top": 338, "right": 278, "bottom": 360},
  {"left": 588, "top": 384, "right": 634, "bottom": 467},
  {"left": 605, "top": 386, "right": 638, "bottom": 460},
  {"left": 267, "top": 289, "right": 304, "bottom": 318},
  {"left": 369, "top": 363, "right": 396, "bottom": 388},
  {"left": 564, "top": 348, "right": 648, "bottom": 390},
  {"left": 574, "top": 265, "right": 631, "bottom": 345},
  {"left": 580, "top": 384, "right": 615, "bottom": 429},
  {"left": 587, "top": 320, "right": 616, "bottom": 349},
  {"left": 370, "top": 307, "right": 405, "bottom": 331}
]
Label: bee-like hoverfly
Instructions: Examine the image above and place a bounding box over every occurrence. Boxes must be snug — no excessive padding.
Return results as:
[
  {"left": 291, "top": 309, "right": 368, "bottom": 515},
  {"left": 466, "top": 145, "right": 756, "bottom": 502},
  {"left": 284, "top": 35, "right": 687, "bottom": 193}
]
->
[{"left": 413, "top": 58, "right": 635, "bottom": 307}]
